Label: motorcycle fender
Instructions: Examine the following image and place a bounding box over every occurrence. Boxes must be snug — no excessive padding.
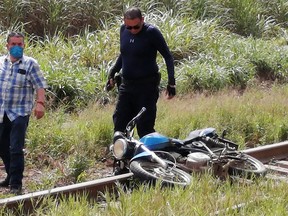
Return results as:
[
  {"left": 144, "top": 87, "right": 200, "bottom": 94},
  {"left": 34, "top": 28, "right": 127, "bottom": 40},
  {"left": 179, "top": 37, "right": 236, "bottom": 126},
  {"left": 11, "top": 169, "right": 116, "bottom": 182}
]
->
[{"left": 130, "top": 152, "right": 152, "bottom": 163}]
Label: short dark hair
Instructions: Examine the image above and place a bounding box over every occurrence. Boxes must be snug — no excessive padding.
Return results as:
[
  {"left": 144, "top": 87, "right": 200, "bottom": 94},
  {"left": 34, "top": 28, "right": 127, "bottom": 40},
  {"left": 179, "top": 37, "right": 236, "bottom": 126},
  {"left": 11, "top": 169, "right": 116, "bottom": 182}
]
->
[
  {"left": 124, "top": 7, "right": 142, "bottom": 19},
  {"left": 7, "top": 32, "right": 25, "bottom": 43}
]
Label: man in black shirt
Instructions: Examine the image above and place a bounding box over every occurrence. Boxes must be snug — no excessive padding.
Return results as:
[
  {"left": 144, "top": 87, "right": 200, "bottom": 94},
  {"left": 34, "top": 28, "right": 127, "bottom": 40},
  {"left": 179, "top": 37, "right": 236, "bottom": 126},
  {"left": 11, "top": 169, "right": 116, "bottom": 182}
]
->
[{"left": 107, "top": 7, "right": 176, "bottom": 138}]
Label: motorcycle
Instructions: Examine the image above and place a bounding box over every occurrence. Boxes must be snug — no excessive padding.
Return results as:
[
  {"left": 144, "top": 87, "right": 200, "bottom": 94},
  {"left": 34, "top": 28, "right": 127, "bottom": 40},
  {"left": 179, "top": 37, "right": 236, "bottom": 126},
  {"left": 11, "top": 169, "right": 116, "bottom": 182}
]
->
[
  {"left": 139, "top": 127, "right": 267, "bottom": 180},
  {"left": 110, "top": 107, "right": 191, "bottom": 187}
]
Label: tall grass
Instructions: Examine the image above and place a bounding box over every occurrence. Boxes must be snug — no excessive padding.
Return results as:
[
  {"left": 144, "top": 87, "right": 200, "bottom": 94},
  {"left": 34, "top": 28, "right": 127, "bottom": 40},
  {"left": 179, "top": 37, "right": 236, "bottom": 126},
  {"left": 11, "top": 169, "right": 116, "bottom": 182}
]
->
[
  {"left": 1, "top": 0, "right": 287, "bottom": 37},
  {"left": 0, "top": 0, "right": 124, "bottom": 37},
  {"left": 23, "top": 29, "right": 121, "bottom": 110},
  {"left": 1, "top": 1, "right": 287, "bottom": 110}
]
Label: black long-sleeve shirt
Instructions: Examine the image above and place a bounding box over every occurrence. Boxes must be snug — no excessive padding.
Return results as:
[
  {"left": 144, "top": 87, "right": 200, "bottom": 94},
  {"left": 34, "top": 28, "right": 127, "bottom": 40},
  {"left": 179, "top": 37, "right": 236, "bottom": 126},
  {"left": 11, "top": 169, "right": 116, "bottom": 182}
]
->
[{"left": 109, "top": 23, "right": 175, "bottom": 85}]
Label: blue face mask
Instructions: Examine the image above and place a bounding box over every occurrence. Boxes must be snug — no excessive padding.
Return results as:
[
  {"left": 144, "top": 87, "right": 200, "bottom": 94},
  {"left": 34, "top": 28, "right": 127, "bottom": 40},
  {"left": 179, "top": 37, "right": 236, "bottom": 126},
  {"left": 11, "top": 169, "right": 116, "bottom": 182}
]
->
[{"left": 9, "top": 46, "right": 24, "bottom": 59}]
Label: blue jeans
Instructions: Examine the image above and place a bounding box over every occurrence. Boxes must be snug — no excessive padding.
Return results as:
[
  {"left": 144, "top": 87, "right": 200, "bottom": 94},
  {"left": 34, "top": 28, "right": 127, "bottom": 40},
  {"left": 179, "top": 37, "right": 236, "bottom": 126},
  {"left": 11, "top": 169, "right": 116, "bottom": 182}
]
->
[{"left": 0, "top": 113, "right": 29, "bottom": 187}]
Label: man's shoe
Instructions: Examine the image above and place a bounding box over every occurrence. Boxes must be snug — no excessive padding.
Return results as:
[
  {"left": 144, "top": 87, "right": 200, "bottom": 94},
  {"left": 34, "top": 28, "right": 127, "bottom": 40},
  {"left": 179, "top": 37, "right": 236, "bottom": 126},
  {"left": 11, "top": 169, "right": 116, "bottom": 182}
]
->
[
  {"left": 0, "top": 178, "right": 9, "bottom": 187},
  {"left": 10, "top": 185, "right": 22, "bottom": 195}
]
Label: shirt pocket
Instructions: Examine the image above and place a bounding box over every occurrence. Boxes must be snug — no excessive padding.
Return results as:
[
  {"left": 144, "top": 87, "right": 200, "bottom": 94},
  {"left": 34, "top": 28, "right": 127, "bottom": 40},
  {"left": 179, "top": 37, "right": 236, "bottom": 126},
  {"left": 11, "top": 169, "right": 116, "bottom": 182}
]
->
[{"left": 13, "top": 73, "right": 27, "bottom": 87}]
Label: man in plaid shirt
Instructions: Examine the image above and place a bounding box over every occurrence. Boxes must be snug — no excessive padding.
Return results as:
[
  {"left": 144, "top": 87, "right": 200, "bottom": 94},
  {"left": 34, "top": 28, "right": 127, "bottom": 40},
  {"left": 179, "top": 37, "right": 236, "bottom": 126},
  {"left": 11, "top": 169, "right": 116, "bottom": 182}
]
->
[{"left": 0, "top": 32, "right": 48, "bottom": 195}]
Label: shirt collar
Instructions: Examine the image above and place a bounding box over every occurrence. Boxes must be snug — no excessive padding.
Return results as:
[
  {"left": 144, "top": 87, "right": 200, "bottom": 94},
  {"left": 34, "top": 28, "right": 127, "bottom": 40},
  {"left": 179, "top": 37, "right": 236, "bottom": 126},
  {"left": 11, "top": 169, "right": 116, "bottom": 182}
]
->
[{"left": 5, "top": 54, "right": 23, "bottom": 64}]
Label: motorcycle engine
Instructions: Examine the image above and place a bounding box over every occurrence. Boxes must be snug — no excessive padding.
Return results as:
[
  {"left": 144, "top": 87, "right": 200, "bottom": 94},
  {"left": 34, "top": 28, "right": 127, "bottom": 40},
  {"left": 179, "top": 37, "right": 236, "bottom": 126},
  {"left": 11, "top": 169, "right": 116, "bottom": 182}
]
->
[{"left": 186, "top": 152, "right": 210, "bottom": 170}]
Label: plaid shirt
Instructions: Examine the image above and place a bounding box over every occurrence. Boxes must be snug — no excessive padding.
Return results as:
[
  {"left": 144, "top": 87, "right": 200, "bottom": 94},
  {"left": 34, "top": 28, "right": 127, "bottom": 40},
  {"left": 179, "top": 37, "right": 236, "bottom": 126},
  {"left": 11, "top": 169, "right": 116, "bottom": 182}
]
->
[{"left": 0, "top": 55, "right": 48, "bottom": 123}]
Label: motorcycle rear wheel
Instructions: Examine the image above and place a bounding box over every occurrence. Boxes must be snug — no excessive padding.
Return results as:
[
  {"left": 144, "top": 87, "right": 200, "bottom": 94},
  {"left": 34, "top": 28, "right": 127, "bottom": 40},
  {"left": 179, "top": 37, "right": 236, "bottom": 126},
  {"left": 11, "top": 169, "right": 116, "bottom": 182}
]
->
[
  {"left": 225, "top": 153, "right": 266, "bottom": 178},
  {"left": 130, "top": 159, "right": 191, "bottom": 187}
]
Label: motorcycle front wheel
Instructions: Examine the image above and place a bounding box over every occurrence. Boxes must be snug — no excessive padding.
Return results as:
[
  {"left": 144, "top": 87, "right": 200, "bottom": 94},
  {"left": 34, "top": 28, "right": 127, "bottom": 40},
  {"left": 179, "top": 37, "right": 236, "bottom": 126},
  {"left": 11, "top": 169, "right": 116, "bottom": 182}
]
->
[
  {"left": 225, "top": 153, "right": 267, "bottom": 178},
  {"left": 129, "top": 159, "right": 191, "bottom": 187}
]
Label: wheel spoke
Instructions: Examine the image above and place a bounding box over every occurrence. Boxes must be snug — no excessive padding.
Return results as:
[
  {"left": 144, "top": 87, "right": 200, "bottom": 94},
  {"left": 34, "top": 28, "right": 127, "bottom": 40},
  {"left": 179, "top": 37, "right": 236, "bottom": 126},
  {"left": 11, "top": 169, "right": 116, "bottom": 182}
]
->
[{"left": 130, "top": 160, "right": 191, "bottom": 185}]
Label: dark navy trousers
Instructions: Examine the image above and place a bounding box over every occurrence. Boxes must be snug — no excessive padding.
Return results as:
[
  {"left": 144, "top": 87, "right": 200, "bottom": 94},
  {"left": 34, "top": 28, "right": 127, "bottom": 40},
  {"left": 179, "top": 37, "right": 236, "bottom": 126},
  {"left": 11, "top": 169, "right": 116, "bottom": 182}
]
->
[
  {"left": 113, "top": 81, "right": 159, "bottom": 138},
  {"left": 0, "top": 113, "right": 29, "bottom": 187}
]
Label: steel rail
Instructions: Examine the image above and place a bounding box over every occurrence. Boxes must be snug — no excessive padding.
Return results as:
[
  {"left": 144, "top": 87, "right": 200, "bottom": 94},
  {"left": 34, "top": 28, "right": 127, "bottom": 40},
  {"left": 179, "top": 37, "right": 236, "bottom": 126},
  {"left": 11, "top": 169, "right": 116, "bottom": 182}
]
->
[
  {"left": 0, "top": 173, "right": 133, "bottom": 213},
  {"left": 1, "top": 141, "right": 288, "bottom": 213},
  {"left": 242, "top": 141, "right": 288, "bottom": 163}
]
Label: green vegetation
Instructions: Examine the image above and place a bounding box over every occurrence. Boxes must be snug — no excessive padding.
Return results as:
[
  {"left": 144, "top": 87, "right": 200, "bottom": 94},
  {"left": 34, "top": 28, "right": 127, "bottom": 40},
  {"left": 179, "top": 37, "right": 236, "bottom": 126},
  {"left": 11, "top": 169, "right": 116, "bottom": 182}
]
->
[
  {"left": 0, "top": 0, "right": 288, "bottom": 110},
  {"left": 0, "top": 0, "right": 288, "bottom": 214}
]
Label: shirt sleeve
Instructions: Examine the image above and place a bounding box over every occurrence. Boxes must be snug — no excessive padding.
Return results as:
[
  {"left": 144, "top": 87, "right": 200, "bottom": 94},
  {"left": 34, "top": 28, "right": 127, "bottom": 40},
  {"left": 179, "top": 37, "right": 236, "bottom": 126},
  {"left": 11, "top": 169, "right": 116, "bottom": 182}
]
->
[
  {"left": 28, "top": 58, "right": 48, "bottom": 89},
  {"left": 149, "top": 27, "right": 175, "bottom": 85},
  {"left": 108, "top": 54, "right": 122, "bottom": 79},
  {"left": 108, "top": 25, "right": 126, "bottom": 79}
]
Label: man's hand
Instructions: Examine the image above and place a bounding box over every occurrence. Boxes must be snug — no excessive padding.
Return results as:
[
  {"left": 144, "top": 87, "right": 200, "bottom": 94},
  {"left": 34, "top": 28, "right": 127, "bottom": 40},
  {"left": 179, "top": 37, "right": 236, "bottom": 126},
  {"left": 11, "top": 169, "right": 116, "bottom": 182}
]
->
[
  {"left": 165, "top": 85, "right": 176, "bottom": 99},
  {"left": 34, "top": 102, "right": 45, "bottom": 119},
  {"left": 105, "top": 78, "right": 115, "bottom": 91}
]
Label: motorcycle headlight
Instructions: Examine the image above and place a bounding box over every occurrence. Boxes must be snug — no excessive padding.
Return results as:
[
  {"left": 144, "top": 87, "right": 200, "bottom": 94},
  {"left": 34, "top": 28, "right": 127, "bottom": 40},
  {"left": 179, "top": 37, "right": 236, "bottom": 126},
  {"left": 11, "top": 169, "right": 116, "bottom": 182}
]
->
[{"left": 112, "top": 138, "right": 128, "bottom": 160}]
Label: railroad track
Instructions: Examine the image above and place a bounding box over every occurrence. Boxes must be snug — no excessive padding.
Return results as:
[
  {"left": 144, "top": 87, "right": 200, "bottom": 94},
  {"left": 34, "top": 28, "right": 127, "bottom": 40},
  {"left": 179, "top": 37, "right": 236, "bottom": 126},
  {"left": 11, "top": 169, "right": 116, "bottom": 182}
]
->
[
  {"left": 243, "top": 141, "right": 288, "bottom": 179},
  {"left": 1, "top": 141, "right": 288, "bottom": 213},
  {"left": 0, "top": 173, "right": 134, "bottom": 214}
]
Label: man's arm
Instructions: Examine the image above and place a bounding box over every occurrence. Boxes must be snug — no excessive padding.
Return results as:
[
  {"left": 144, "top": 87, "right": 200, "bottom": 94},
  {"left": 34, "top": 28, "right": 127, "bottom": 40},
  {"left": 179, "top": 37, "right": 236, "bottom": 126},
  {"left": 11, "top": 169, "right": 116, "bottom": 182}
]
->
[
  {"left": 150, "top": 27, "right": 175, "bottom": 86},
  {"left": 150, "top": 27, "right": 176, "bottom": 98},
  {"left": 106, "top": 55, "right": 122, "bottom": 91},
  {"left": 108, "top": 55, "right": 122, "bottom": 79},
  {"left": 34, "top": 88, "right": 46, "bottom": 119}
]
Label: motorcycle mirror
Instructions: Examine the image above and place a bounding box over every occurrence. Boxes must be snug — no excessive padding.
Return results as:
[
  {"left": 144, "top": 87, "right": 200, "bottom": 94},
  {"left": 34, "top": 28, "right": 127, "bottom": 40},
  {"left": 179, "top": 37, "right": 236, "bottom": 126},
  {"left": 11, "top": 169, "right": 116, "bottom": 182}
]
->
[
  {"left": 135, "top": 107, "right": 146, "bottom": 119},
  {"left": 125, "top": 107, "right": 147, "bottom": 136},
  {"left": 221, "top": 129, "right": 227, "bottom": 138}
]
